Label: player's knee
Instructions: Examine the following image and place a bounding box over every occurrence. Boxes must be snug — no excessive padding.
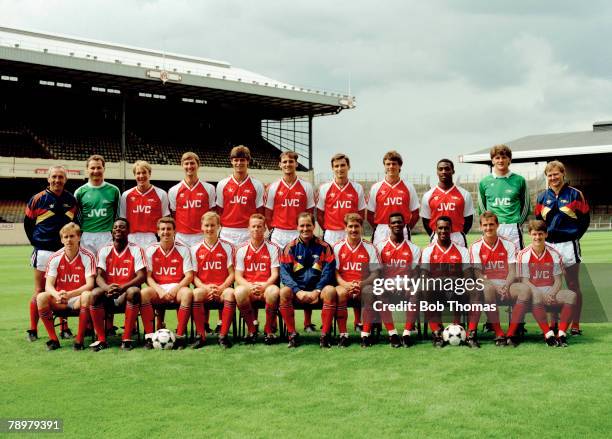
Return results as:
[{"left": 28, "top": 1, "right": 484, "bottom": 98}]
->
[
  {"left": 321, "top": 285, "right": 337, "bottom": 302},
  {"left": 234, "top": 286, "right": 249, "bottom": 302},
  {"left": 279, "top": 287, "right": 292, "bottom": 302},
  {"left": 221, "top": 288, "right": 235, "bottom": 302},
  {"left": 265, "top": 287, "right": 280, "bottom": 304},
  {"left": 557, "top": 289, "right": 576, "bottom": 305},
  {"left": 126, "top": 287, "right": 140, "bottom": 304},
  {"left": 36, "top": 292, "right": 50, "bottom": 307},
  {"left": 193, "top": 288, "right": 208, "bottom": 303}
]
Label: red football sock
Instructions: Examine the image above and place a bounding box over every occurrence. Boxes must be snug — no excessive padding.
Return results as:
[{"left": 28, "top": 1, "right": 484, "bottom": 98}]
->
[
  {"left": 380, "top": 309, "right": 395, "bottom": 331},
  {"left": 303, "top": 308, "right": 313, "bottom": 326},
  {"left": 559, "top": 303, "right": 574, "bottom": 333},
  {"left": 29, "top": 297, "right": 39, "bottom": 331},
  {"left": 336, "top": 305, "right": 348, "bottom": 333},
  {"left": 532, "top": 304, "right": 551, "bottom": 333},
  {"left": 426, "top": 310, "right": 443, "bottom": 332},
  {"left": 176, "top": 305, "right": 191, "bottom": 337},
  {"left": 405, "top": 307, "right": 417, "bottom": 331},
  {"left": 238, "top": 304, "right": 256, "bottom": 334},
  {"left": 485, "top": 308, "right": 505, "bottom": 337},
  {"left": 279, "top": 303, "right": 296, "bottom": 334},
  {"left": 140, "top": 302, "right": 155, "bottom": 334},
  {"left": 507, "top": 300, "right": 527, "bottom": 337},
  {"left": 89, "top": 305, "right": 106, "bottom": 343},
  {"left": 39, "top": 306, "right": 58, "bottom": 341},
  {"left": 321, "top": 302, "right": 335, "bottom": 335},
  {"left": 361, "top": 305, "right": 372, "bottom": 333},
  {"left": 77, "top": 306, "right": 90, "bottom": 344},
  {"left": 571, "top": 291, "right": 582, "bottom": 330},
  {"left": 220, "top": 300, "right": 235, "bottom": 337},
  {"left": 192, "top": 302, "right": 205, "bottom": 339},
  {"left": 122, "top": 302, "right": 139, "bottom": 341},
  {"left": 203, "top": 306, "right": 210, "bottom": 325},
  {"left": 468, "top": 309, "right": 480, "bottom": 332},
  {"left": 264, "top": 303, "right": 278, "bottom": 335}
]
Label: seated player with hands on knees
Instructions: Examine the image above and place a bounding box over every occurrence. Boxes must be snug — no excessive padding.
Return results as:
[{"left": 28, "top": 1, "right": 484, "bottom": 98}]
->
[
  {"left": 140, "top": 217, "right": 194, "bottom": 350},
  {"left": 191, "top": 212, "right": 236, "bottom": 349},
  {"left": 470, "top": 211, "right": 529, "bottom": 347},
  {"left": 279, "top": 211, "right": 337, "bottom": 348},
  {"left": 234, "top": 213, "right": 281, "bottom": 345},
  {"left": 90, "top": 218, "right": 146, "bottom": 351},
  {"left": 36, "top": 222, "right": 96, "bottom": 351},
  {"left": 333, "top": 213, "right": 381, "bottom": 348},
  {"left": 517, "top": 219, "right": 577, "bottom": 347}
]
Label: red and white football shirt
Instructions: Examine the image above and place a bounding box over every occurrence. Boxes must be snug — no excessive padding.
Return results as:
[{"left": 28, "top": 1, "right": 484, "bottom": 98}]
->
[
  {"left": 120, "top": 186, "right": 170, "bottom": 233},
  {"left": 168, "top": 180, "right": 216, "bottom": 234},
  {"left": 191, "top": 239, "right": 234, "bottom": 285},
  {"left": 97, "top": 242, "right": 146, "bottom": 284},
  {"left": 334, "top": 239, "right": 379, "bottom": 283},
  {"left": 265, "top": 178, "right": 315, "bottom": 230},
  {"left": 376, "top": 239, "right": 421, "bottom": 277},
  {"left": 367, "top": 178, "right": 419, "bottom": 225},
  {"left": 317, "top": 180, "right": 366, "bottom": 231},
  {"left": 420, "top": 185, "right": 474, "bottom": 233},
  {"left": 420, "top": 242, "right": 470, "bottom": 278},
  {"left": 469, "top": 237, "right": 516, "bottom": 280},
  {"left": 46, "top": 247, "right": 96, "bottom": 291},
  {"left": 235, "top": 241, "right": 280, "bottom": 283},
  {"left": 145, "top": 242, "right": 193, "bottom": 284},
  {"left": 216, "top": 176, "right": 265, "bottom": 228},
  {"left": 517, "top": 244, "right": 563, "bottom": 288}
]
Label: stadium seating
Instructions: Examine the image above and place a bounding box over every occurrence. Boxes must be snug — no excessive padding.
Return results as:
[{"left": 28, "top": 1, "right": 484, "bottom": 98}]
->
[
  {"left": 0, "top": 130, "right": 52, "bottom": 159},
  {"left": 0, "top": 200, "right": 26, "bottom": 223}
]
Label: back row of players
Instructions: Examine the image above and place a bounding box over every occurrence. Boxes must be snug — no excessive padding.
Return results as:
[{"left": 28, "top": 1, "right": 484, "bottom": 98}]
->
[{"left": 25, "top": 144, "right": 590, "bottom": 349}]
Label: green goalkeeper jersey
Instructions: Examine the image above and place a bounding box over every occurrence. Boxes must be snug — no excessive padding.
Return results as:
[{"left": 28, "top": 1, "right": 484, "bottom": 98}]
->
[
  {"left": 478, "top": 172, "right": 530, "bottom": 224},
  {"left": 75, "top": 181, "right": 120, "bottom": 232}
]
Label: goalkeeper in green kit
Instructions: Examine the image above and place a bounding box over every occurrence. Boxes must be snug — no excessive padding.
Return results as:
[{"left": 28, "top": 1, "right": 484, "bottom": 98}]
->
[
  {"left": 478, "top": 144, "right": 530, "bottom": 250},
  {"left": 74, "top": 155, "right": 121, "bottom": 255}
]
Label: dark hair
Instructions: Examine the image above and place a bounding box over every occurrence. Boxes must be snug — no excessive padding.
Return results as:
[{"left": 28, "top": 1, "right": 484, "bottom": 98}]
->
[
  {"left": 437, "top": 158, "right": 454, "bottom": 171},
  {"left": 436, "top": 215, "right": 453, "bottom": 227},
  {"left": 388, "top": 211, "right": 405, "bottom": 222}
]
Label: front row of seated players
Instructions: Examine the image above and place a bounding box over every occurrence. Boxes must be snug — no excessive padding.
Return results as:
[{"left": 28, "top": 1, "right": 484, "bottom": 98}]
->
[{"left": 37, "top": 211, "right": 576, "bottom": 350}]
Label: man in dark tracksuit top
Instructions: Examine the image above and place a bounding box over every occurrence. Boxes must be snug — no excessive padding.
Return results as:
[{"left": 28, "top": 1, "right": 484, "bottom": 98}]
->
[
  {"left": 279, "top": 212, "right": 337, "bottom": 348},
  {"left": 535, "top": 160, "right": 590, "bottom": 335},
  {"left": 24, "top": 165, "right": 78, "bottom": 341}
]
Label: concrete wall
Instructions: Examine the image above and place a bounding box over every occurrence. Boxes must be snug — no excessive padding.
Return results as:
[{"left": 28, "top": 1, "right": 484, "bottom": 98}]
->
[{"left": 0, "top": 223, "right": 28, "bottom": 245}]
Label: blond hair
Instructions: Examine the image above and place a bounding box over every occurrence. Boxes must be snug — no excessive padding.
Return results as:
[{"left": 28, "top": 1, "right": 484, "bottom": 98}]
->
[{"left": 132, "top": 160, "right": 152, "bottom": 175}]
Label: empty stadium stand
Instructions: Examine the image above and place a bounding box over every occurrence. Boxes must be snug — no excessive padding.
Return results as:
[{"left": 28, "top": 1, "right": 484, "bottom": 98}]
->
[{"left": 0, "top": 200, "right": 26, "bottom": 223}]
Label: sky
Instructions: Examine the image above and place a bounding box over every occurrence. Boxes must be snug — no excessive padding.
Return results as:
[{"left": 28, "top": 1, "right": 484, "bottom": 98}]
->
[{"left": 2, "top": 0, "right": 612, "bottom": 182}]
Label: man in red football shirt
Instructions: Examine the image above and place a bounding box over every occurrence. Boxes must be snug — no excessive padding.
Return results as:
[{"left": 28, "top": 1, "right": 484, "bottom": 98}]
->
[
  {"left": 420, "top": 216, "right": 479, "bottom": 348},
  {"left": 169, "top": 152, "right": 216, "bottom": 248},
  {"left": 140, "top": 217, "right": 194, "bottom": 349},
  {"left": 316, "top": 153, "right": 367, "bottom": 245},
  {"left": 334, "top": 213, "right": 380, "bottom": 347},
  {"left": 191, "top": 212, "right": 236, "bottom": 349},
  {"left": 36, "top": 222, "right": 96, "bottom": 350},
  {"left": 216, "top": 145, "right": 265, "bottom": 248},
  {"left": 517, "top": 220, "right": 576, "bottom": 347},
  {"left": 234, "top": 214, "right": 281, "bottom": 345},
  {"left": 421, "top": 159, "right": 474, "bottom": 246},
  {"left": 367, "top": 151, "right": 420, "bottom": 246},
  {"left": 90, "top": 218, "right": 146, "bottom": 351},
  {"left": 376, "top": 212, "right": 421, "bottom": 347},
  {"left": 265, "top": 151, "right": 315, "bottom": 249},
  {"left": 470, "top": 211, "right": 528, "bottom": 347},
  {"left": 120, "top": 160, "right": 170, "bottom": 248}
]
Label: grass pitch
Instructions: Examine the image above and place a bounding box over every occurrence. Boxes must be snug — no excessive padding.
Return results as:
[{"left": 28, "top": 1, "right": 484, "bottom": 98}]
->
[{"left": 2, "top": 232, "right": 612, "bottom": 438}]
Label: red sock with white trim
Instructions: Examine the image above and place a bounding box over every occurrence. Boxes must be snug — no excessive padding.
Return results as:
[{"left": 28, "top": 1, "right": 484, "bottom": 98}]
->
[
  {"left": 321, "top": 302, "right": 335, "bottom": 335},
  {"left": 89, "top": 304, "right": 106, "bottom": 343},
  {"left": 29, "top": 297, "right": 39, "bottom": 331},
  {"left": 220, "top": 301, "right": 235, "bottom": 337},
  {"left": 122, "top": 302, "right": 139, "bottom": 341},
  {"left": 140, "top": 302, "right": 155, "bottom": 334},
  {"left": 192, "top": 302, "right": 205, "bottom": 340},
  {"left": 39, "top": 306, "right": 58, "bottom": 341},
  {"left": 176, "top": 305, "right": 191, "bottom": 337}
]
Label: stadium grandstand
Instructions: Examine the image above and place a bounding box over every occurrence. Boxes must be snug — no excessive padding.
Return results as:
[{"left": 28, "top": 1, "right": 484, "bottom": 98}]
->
[
  {"left": 460, "top": 121, "right": 612, "bottom": 230},
  {"left": 0, "top": 26, "right": 355, "bottom": 243}
]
